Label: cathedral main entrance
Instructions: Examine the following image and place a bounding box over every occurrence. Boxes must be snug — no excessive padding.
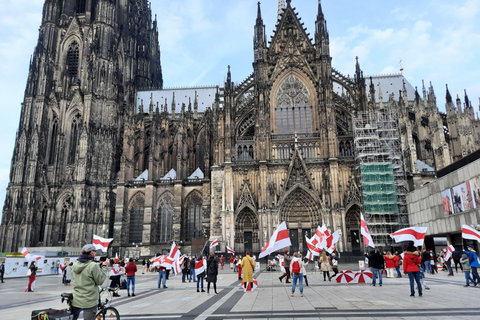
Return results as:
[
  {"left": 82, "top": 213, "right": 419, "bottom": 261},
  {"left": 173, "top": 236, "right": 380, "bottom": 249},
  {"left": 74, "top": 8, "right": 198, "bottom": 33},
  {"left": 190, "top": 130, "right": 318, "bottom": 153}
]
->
[{"left": 279, "top": 187, "right": 322, "bottom": 254}]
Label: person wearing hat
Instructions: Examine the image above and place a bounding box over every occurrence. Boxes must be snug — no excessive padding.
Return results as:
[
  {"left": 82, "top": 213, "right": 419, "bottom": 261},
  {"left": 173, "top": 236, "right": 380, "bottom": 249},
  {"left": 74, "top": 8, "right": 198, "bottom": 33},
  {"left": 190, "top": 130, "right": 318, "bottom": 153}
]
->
[
  {"left": 279, "top": 250, "right": 292, "bottom": 284},
  {"left": 465, "top": 245, "right": 480, "bottom": 285},
  {"left": 71, "top": 244, "right": 110, "bottom": 320}
]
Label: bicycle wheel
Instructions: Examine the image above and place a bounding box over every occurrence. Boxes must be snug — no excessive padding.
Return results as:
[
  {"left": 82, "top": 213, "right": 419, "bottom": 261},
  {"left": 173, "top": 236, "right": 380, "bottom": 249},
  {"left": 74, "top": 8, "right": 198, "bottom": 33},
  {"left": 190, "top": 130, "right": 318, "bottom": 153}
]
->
[{"left": 96, "top": 307, "right": 120, "bottom": 320}]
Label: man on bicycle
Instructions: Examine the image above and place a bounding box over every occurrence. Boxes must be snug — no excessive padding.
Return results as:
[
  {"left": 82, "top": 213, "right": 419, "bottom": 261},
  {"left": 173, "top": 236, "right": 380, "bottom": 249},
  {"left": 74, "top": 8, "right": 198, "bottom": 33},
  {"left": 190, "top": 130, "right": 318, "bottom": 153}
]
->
[{"left": 72, "top": 244, "right": 110, "bottom": 320}]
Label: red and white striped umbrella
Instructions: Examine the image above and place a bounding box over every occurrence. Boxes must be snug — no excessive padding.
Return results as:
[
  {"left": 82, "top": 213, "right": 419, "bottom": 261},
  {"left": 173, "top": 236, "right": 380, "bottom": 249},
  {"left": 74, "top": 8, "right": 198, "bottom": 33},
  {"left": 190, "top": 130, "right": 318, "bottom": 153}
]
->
[
  {"left": 352, "top": 270, "right": 373, "bottom": 283},
  {"left": 335, "top": 270, "right": 355, "bottom": 283},
  {"left": 240, "top": 279, "right": 258, "bottom": 291}
]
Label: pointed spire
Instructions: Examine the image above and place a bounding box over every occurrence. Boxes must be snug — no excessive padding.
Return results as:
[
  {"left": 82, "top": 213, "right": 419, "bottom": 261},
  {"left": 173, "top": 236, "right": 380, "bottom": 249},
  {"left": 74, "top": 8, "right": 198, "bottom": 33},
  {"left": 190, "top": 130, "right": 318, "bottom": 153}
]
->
[
  {"left": 277, "top": 0, "right": 286, "bottom": 22},
  {"left": 355, "top": 56, "right": 362, "bottom": 84},
  {"left": 445, "top": 84, "right": 452, "bottom": 104},
  {"left": 464, "top": 89, "right": 471, "bottom": 109},
  {"left": 194, "top": 90, "right": 198, "bottom": 120},
  {"left": 171, "top": 92, "right": 176, "bottom": 117},
  {"left": 414, "top": 86, "right": 420, "bottom": 105},
  {"left": 456, "top": 94, "right": 462, "bottom": 113},
  {"left": 256, "top": 1, "right": 262, "bottom": 25},
  {"left": 317, "top": 0, "right": 324, "bottom": 21},
  {"left": 286, "top": 0, "right": 291, "bottom": 8},
  {"left": 377, "top": 82, "right": 384, "bottom": 110}
]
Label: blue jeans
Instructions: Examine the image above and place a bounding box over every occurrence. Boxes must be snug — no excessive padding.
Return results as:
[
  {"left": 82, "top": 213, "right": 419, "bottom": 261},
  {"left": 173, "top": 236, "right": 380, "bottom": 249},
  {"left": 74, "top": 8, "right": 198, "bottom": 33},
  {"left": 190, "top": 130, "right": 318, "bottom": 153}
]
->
[
  {"left": 395, "top": 266, "right": 401, "bottom": 277},
  {"left": 158, "top": 270, "right": 166, "bottom": 288},
  {"left": 464, "top": 271, "right": 475, "bottom": 285},
  {"left": 197, "top": 276, "right": 204, "bottom": 290},
  {"left": 372, "top": 268, "right": 382, "bottom": 286},
  {"left": 182, "top": 272, "right": 188, "bottom": 282},
  {"left": 423, "top": 260, "right": 431, "bottom": 274},
  {"left": 407, "top": 272, "right": 422, "bottom": 296},
  {"left": 471, "top": 267, "right": 480, "bottom": 283},
  {"left": 126, "top": 276, "right": 135, "bottom": 293},
  {"left": 291, "top": 273, "right": 303, "bottom": 294},
  {"left": 189, "top": 268, "right": 195, "bottom": 282}
]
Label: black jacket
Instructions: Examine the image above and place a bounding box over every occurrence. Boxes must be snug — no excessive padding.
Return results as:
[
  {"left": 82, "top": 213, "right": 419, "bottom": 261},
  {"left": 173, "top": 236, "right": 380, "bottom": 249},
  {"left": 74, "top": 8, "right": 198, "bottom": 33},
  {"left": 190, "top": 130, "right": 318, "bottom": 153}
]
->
[
  {"left": 206, "top": 257, "right": 218, "bottom": 283},
  {"left": 366, "top": 252, "right": 384, "bottom": 269}
]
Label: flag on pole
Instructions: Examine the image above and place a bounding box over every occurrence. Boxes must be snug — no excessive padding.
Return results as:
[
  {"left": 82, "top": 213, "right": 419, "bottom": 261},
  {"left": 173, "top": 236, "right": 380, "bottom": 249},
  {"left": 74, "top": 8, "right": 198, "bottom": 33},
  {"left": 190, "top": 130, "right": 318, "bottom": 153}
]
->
[
  {"left": 195, "top": 259, "right": 206, "bottom": 275},
  {"left": 325, "top": 231, "right": 339, "bottom": 249},
  {"left": 21, "top": 247, "right": 42, "bottom": 262},
  {"left": 305, "top": 235, "right": 321, "bottom": 256},
  {"left": 259, "top": 221, "right": 291, "bottom": 258},
  {"left": 150, "top": 255, "right": 174, "bottom": 268},
  {"left": 227, "top": 246, "right": 235, "bottom": 255},
  {"left": 390, "top": 227, "right": 427, "bottom": 246},
  {"left": 462, "top": 225, "right": 480, "bottom": 242},
  {"left": 360, "top": 213, "right": 375, "bottom": 248},
  {"left": 276, "top": 254, "right": 285, "bottom": 273},
  {"left": 209, "top": 239, "right": 219, "bottom": 250},
  {"left": 93, "top": 234, "right": 113, "bottom": 253},
  {"left": 168, "top": 242, "right": 182, "bottom": 275},
  {"left": 306, "top": 250, "right": 315, "bottom": 261},
  {"left": 444, "top": 244, "right": 455, "bottom": 261}
]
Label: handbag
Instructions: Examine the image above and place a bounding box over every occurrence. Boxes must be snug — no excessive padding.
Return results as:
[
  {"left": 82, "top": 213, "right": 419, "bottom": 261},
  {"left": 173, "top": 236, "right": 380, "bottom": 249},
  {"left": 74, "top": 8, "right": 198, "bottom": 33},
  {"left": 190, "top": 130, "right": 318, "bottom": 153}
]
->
[{"left": 26, "top": 268, "right": 32, "bottom": 276}]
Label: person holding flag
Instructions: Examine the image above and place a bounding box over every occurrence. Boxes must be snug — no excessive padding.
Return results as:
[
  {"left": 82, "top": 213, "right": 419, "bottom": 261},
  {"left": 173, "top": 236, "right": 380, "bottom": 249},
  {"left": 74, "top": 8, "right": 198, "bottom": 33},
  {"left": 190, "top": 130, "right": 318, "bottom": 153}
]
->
[
  {"left": 26, "top": 261, "right": 38, "bottom": 292},
  {"left": 279, "top": 251, "right": 292, "bottom": 283},
  {"left": 403, "top": 245, "right": 423, "bottom": 297},
  {"left": 195, "top": 255, "right": 206, "bottom": 292},
  {"left": 464, "top": 245, "right": 480, "bottom": 284}
]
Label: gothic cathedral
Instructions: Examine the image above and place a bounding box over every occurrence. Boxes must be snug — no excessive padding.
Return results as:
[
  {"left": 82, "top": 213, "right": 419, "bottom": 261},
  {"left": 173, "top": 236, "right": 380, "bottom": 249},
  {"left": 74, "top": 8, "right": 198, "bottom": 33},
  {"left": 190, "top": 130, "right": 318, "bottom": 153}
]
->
[{"left": 1, "top": 1, "right": 479, "bottom": 256}]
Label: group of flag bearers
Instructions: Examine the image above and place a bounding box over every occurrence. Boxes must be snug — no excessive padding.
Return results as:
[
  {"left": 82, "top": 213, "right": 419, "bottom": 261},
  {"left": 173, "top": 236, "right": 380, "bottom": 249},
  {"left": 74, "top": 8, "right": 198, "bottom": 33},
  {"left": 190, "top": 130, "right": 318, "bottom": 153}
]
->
[{"left": 19, "top": 220, "right": 480, "bottom": 298}]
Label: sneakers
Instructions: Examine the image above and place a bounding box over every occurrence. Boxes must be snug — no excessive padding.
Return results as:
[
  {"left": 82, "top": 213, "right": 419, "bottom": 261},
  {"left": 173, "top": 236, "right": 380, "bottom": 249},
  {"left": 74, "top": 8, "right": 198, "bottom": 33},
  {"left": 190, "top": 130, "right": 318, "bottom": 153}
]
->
[
  {"left": 290, "top": 293, "right": 294, "bottom": 297},
  {"left": 370, "top": 284, "right": 375, "bottom": 287},
  {"left": 286, "top": 281, "right": 291, "bottom": 283},
  {"left": 425, "top": 287, "right": 430, "bottom": 290},
  {"left": 279, "top": 277, "right": 282, "bottom": 283},
  {"left": 132, "top": 293, "right": 136, "bottom": 297},
  {"left": 163, "top": 286, "right": 168, "bottom": 289},
  {"left": 197, "top": 289, "right": 200, "bottom": 292},
  {"left": 201, "top": 289, "right": 205, "bottom": 292},
  {"left": 464, "top": 285, "right": 470, "bottom": 287},
  {"left": 410, "top": 294, "right": 414, "bottom": 297},
  {"left": 300, "top": 293, "right": 303, "bottom": 297},
  {"left": 128, "top": 293, "right": 130, "bottom": 297}
]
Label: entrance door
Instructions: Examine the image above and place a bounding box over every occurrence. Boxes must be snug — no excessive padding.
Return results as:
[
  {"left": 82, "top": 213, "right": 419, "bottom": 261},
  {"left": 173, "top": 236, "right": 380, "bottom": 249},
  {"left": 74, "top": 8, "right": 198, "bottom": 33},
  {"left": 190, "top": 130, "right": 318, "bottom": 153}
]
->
[
  {"left": 289, "top": 229, "right": 299, "bottom": 253},
  {"left": 244, "top": 232, "right": 253, "bottom": 253},
  {"left": 301, "top": 229, "right": 309, "bottom": 254},
  {"left": 351, "top": 230, "right": 360, "bottom": 253}
]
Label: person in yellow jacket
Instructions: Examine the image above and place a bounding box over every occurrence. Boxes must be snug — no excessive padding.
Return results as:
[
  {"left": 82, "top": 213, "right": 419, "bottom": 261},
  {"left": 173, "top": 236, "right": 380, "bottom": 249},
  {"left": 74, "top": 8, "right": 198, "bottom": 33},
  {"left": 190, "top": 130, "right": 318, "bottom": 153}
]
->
[{"left": 241, "top": 251, "right": 255, "bottom": 290}]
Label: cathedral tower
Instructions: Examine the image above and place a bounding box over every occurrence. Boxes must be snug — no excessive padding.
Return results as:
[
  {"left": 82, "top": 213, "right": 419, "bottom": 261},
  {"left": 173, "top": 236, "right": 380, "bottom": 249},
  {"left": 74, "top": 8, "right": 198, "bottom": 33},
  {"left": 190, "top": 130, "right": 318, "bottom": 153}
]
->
[{"left": 0, "top": 0, "right": 162, "bottom": 251}]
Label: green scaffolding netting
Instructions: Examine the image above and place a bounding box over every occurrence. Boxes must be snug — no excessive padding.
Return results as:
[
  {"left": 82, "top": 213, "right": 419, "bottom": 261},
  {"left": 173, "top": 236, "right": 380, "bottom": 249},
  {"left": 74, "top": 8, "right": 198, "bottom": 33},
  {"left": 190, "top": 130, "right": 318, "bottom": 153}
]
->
[{"left": 361, "top": 163, "right": 398, "bottom": 214}]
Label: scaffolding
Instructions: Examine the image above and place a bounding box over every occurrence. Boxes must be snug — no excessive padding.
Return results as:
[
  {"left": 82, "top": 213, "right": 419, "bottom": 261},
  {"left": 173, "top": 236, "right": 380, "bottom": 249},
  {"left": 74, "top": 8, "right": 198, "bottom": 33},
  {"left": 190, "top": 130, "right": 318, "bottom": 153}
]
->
[{"left": 354, "top": 109, "right": 409, "bottom": 248}]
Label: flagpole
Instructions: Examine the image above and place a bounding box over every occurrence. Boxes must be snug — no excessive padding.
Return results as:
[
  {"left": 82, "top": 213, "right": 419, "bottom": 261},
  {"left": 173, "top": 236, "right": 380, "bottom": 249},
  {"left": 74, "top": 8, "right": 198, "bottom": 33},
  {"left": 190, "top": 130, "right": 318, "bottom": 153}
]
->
[{"left": 201, "top": 240, "right": 209, "bottom": 256}]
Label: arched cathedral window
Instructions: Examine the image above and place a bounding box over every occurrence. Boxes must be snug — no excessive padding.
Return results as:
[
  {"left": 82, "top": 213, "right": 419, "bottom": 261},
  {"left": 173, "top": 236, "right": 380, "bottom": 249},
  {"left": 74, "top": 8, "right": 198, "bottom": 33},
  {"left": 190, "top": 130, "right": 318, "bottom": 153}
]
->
[
  {"left": 75, "top": 0, "right": 87, "bottom": 14},
  {"left": 48, "top": 118, "right": 58, "bottom": 164},
  {"left": 67, "top": 41, "right": 80, "bottom": 83},
  {"left": 184, "top": 192, "right": 202, "bottom": 241},
  {"left": 129, "top": 194, "right": 145, "bottom": 244},
  {"left": 276, "top": 75, "right": 312, "bottom": 134},
  {"left": 156, "top": 193, "right": 173, "bottom": 243},
  {"left": 68, "top": 114, "right": 81, "bottom": 164}
]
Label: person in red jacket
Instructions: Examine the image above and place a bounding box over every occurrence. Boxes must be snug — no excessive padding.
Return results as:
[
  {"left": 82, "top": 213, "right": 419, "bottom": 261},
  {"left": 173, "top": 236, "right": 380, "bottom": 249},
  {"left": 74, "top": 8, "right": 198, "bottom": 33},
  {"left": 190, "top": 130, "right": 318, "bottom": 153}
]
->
[
  {"left": 393, "top": 252, "right": 402, "bottom": 278},
  {"left": 403, "top": 245, "right": 423, "bottom": 297},
  {"left": 125, "top": 258, "right": 138, "bottom": 297},
  {"left": 384, "top": 252, "right": 395, "bottom": 278}
]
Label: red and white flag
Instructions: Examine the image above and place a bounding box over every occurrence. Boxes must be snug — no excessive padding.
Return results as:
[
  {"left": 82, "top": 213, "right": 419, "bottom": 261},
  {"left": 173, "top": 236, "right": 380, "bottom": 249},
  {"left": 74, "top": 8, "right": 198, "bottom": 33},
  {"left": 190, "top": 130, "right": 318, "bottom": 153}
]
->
[
  {"left": 444, "top": 244, "right": 455, "bottom": 261},
  {"left": 168, "top": 242, "right": 182, "bottom": 275},
  {"left": 390, "top": 227, "right": 427, "bottom": 247},
  {"left": 360, "top": 213, "right": 375, "bottom": 248},
  {"left": 276, "top": 254, "right": 285, "bottom": 272},
  {"left": 93, "top": 234, "right": 113, "bottom": 253},
  {"left": 21, "top": 247, "right": 42, "bottom": 262},
  {"left": 195, "top": 259, "right": 206, "bottom": 275},
  {"left": 209, "top": 239, "right": 219, "bottom": 250},
  {"left": 306, "top": 250, "right": 315, "bottom": 261},
  {"left": 227, "top": 246, "right": 235, "bottom": 255},
  {"left": 259, "top": 221, "right": 291, "bottom": 258},
  {"left": 305, "top": 235, "right": 321, "bottom": 256},
  {"left": 325, "top": 231, "right": 339, "bottom": 250},
  {"left": 462, "top": 225, "right": 480, "bottom": 243},
  {"left": 151, "top": 255, "right": 174, "bottom": 268}
]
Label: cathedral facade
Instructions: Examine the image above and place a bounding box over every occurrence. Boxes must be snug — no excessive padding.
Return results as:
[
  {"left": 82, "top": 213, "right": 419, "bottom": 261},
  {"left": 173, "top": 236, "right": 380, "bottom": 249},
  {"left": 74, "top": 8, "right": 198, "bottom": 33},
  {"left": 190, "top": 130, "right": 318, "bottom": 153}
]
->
[{"left": 1, "top": 0, "right": 479, "bottom": 256}]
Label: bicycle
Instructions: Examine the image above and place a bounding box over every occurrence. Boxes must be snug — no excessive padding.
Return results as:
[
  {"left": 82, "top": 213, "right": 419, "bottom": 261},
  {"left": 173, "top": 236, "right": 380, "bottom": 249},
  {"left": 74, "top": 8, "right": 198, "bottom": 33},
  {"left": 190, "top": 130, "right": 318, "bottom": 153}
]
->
[{"left": 32, "top": 287, "right": 120, "bottom": 320}]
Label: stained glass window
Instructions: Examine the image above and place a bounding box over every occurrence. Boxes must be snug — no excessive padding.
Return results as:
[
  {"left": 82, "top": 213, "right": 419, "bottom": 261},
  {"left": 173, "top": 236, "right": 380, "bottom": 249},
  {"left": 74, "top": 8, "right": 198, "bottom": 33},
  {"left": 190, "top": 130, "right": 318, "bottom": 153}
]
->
[
  {"left": 129, "top": 195, "right": 145, "bottom": 243},
  {"left": 276, "top": 75, "right": 312, "bottom": 134},
  {"left": 156, "top": 193, "right": 173, "bottom": 243}
]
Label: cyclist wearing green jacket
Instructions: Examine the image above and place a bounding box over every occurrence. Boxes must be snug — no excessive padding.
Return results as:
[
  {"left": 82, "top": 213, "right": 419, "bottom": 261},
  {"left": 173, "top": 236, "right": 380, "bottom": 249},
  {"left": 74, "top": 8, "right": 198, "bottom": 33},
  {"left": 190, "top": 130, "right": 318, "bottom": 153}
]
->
[{"left": 72, "top": 244, "right": 110, "bottom": 320}]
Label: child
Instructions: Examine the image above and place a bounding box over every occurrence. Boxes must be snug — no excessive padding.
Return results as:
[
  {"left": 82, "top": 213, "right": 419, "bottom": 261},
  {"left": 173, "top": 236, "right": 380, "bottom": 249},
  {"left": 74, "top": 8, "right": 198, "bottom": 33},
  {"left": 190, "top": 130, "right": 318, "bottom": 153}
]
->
[
  {"left": 460, "top": 253, "right": 475, "bottom": 287},
  {"left": 417, "top": 266, "right": 430, "bottom": 291}
]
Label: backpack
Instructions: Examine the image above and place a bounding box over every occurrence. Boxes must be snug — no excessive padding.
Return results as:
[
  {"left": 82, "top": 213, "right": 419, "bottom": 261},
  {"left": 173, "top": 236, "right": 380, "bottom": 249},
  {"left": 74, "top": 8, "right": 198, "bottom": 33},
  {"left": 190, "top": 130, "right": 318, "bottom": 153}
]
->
[{"left": 292, "top": 261, "right": 300, "bottom": 274}]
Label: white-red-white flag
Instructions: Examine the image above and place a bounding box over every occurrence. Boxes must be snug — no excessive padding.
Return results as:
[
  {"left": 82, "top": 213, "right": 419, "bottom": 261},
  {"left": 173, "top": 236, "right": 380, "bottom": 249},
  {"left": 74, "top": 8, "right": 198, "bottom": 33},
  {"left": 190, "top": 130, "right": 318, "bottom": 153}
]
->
[
  {"left": 306, "top": 250, "right": 315, "bottom": 261},
  {"left": 259, "top": 221, "right": 291, "bottom": 258},
  {"left": 194, "top": 259, "right": 206, "bottom": 275},
  {"left": 93, "top": 234, "right": 113, "bottom": 253},
  {"left": 444, "top": 244, "right": 455, "bottom": 261},
  {"left": 110, "top": 263, "right": 123, "bottom": 276},
  {"left": 227, "top": 246, "right": 235, "bottom": 255},
  {"left": 168, "top": 242, "right": 182, "bottom": 275},
  {"left": 21, "top": 247, "right": 42, "bottom": 262},
  {"left": 209, "top": 239, "right": 219, "bottom": 250},
  {"left": 390, "top": 227, "right": 427, "bottom": 246},
  {"left": 360, "top": 213, "right": 375, "bottom": 248},
  {"left": 462, "top": 225, "right": 480, "bottom": 243},
  {"left": 276, "top": 254, "right": 285, "bottom": 273}
]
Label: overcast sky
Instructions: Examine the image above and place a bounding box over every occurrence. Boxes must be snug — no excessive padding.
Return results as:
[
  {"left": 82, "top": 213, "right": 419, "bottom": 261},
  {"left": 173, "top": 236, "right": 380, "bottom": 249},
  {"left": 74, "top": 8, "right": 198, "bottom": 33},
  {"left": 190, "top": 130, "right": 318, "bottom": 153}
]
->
[{"left": 0, "top": 0, "right": 479, "bottom": 220}]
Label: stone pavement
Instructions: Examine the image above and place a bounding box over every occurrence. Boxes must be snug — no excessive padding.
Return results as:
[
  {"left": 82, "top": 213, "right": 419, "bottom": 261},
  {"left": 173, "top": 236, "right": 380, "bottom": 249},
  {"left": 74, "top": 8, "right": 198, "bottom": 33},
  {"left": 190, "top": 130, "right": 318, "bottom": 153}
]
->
[{"left": 2, "top": 262, "right": 479, "bottom": 319}]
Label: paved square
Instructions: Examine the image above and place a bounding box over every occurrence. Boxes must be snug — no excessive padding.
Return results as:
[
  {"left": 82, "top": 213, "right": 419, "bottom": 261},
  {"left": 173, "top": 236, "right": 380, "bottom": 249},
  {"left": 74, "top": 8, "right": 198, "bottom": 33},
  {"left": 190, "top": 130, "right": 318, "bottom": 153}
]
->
[{"left": 2, "top": 263, "right": 479, "bottom": 319}]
